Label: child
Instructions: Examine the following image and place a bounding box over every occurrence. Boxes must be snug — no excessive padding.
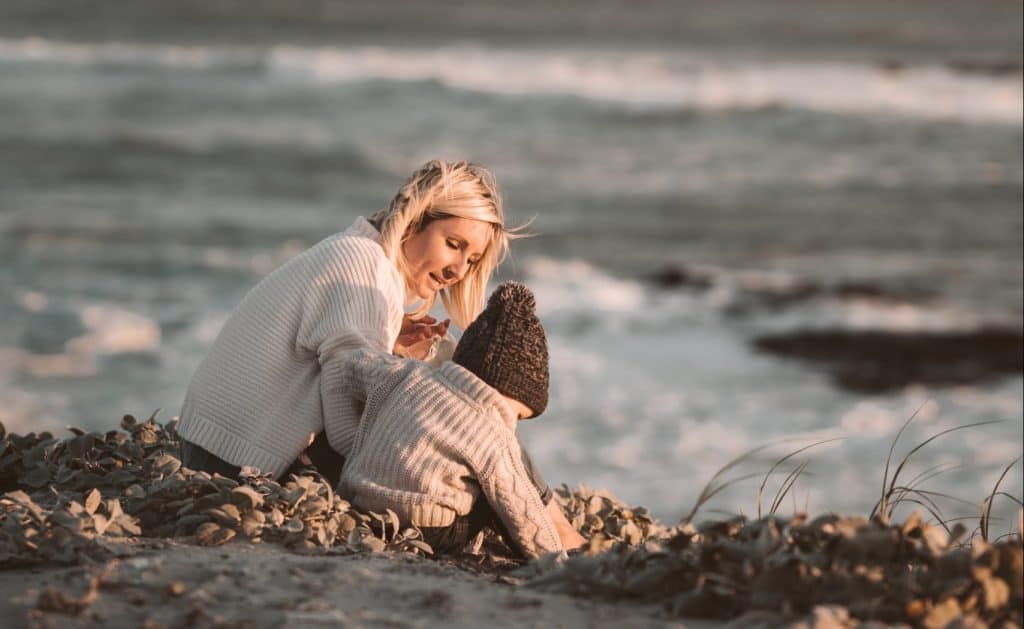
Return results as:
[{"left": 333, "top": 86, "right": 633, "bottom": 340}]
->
[{"left": 332, "top": 282, "right": 575, "bottom": 558}]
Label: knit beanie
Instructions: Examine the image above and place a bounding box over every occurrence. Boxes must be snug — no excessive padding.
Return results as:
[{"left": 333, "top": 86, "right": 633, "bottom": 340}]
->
[{"left": 452, "top": 282, "right": 549, "bottom": 417}]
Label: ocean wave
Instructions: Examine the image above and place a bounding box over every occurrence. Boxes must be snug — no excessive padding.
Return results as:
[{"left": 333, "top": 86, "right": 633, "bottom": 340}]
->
[
  {"left": 522, "top": 281, "right": 1021, "bottom": 521},
  {"left": 0, "top": 37, "right": 262, "bottom": 70},
  {"left": 1, "top": 38, "right": 1020, "bottom": 124},
  {"left": 3, "top": 298, "right": 161, "bottom": 380},
  {"left": 520, "top": 256, "right": 1013, "bottom": 337},
  {"left": 66, "top": 304, "right": 161, "bottom": 356}
]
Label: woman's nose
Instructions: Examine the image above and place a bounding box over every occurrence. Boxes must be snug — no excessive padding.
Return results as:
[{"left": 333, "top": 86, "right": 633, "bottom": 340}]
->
[{"left": 443, "top": 257, "right": 470, "bottom": 282}]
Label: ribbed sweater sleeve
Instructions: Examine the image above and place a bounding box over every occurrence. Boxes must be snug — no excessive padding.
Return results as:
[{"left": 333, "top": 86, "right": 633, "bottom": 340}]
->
[
  {"left": 476, "top": 429, "right": 564, "bottom": 558},
  {"left": 322, "top": 347, "right": 407, "bottom": 458},
  {"left": 297, "top": 236, "right": 403, "bottom": 357},
  {"left": 306, "top": 235, "right": 405, "bottom": 458},
  {"left": 177, "top": 217, "right": 405, "bottom": 478}
]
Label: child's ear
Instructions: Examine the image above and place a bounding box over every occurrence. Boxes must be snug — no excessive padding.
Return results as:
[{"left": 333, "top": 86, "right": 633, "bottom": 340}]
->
[{"left": 507, "top": 397, "right": 534, "bottom": 420}]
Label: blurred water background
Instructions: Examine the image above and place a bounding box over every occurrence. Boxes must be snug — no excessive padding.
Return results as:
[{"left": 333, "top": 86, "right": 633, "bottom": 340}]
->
[{"left": 1, "top": 1, "right": 1021, "bottom": 532}]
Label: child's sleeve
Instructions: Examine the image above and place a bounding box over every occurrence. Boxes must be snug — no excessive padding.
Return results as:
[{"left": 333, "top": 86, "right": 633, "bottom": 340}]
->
[
  {"left": 320, "top": 344, "right": 404, "bottom": 459},
  {"left": 301, "top": 239, "right": 406, "bottom": 459},
  {"left": 477, "top": 432, "right": 564, "bottom": 558}
]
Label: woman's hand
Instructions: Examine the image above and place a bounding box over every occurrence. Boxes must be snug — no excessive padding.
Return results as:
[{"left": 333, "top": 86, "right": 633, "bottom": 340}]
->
[{"left": 394, "top": 315, "right": 449, "bottom": 359}]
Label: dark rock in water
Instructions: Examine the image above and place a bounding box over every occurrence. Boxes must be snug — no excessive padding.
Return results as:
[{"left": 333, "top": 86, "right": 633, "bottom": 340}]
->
[
  {"left": 753, "top": 327, "right": 1024, "bottom": 393},
  {"left": 720, "top": 278, "right": 935, "bottom": 317},
  {"left": 645, "top": 266, "right": 939, "bottom": 321},
  {"left": 838, "top": 281, "right": 938, "bottom": 302},
  {"left": 728, "top": 282, "right": 823, "bottom": 313},
  {"left": 646, "top": 265, "right": 713, "bottom": 291},
  {"left": 878, "top": 59, "right": 907, "bottom": 73},
  {"left": 832, "top": 282, "right": 906, "bottom": 300},
  {"left": 946, "top": 59, "right": 1023, "bottom": 76}
]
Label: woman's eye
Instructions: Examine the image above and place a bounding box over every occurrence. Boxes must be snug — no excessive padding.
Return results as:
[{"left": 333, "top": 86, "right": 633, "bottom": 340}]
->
[{"left": 446, "top": 239, "right": 459, "bottom": 249}]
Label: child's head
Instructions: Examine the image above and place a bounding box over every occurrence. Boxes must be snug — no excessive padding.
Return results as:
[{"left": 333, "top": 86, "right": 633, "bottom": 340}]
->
[{"left": 451, "top": 282, "right": 549, "bottom": 419}]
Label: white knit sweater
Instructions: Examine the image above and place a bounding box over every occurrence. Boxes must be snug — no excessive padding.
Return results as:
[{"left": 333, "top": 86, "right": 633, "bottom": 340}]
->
[
  {"left": 334, "top": 349, "right": 563, "bottom": 559},
  {"left": 177, "top": 217, "right": 406, "bottom": 478}
]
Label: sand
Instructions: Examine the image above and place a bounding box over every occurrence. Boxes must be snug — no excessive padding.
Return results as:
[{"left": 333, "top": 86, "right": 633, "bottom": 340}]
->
[{"left": 0, "top": 538, "right": 719, "bottom": 629}]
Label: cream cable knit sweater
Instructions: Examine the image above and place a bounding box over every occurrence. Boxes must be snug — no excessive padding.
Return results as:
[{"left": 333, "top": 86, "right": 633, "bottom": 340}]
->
[
  {"left": 177, "top": 217, "right": 405, "bottom": 479},
  {"left": 334, "top": 349, "right": 563, "bottom": 559}
]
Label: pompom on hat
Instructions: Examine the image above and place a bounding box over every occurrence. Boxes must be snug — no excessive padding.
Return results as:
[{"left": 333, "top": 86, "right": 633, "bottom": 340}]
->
[{"left": 452, "top": 282, "right": 549, "bottom": 417}]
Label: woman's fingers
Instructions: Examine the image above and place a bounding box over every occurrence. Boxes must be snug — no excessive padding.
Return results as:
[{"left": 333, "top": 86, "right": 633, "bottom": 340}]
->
[
  {"left": 400, "top": 314, "right": 444, "bottom": 336},
  {"left": 393, "top": 317, "right": 454, "bottom": 358},
  {"left": 397, "top": 330, "right": 428, "bottom": 345},
  {"left": 400, "top": 314, "right": 434, "bottom": 331},
  {"left": 398, "top": 317, "right": 450, "bottom": 353},
  {"left": 398, "top": 323, "right": 444, "bottom": 343}
]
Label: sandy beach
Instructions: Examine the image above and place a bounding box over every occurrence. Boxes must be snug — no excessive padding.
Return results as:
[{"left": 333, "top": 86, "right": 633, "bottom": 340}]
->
[
  {"left": 2, "top": 418, "right": 1021, "bottom": 628},
  {"left": 1, "top": 539, "right": 719, "bottom": 629}
]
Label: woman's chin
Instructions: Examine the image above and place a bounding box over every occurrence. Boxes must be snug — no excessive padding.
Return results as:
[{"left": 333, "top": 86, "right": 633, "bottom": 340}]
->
[
  {"left": 414, "top": 283, "right": 435, "bottom": 301},
  {"left": 404, "top": 286, "right": 426, "bottom": 304}
]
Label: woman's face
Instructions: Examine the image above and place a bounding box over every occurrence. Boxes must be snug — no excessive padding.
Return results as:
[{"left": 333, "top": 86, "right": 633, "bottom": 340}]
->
[{"left": 402, "top": 216, "right": 492, "bottom": 300}]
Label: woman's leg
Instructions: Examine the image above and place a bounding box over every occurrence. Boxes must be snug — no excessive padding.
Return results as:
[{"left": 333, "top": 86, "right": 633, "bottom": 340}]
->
[
  {"left": 179, "top": 439, "right": 242, "bottom": 479},
  {"left": 181, "top": 433, "right": 345, "bottom": 484},
  {"left": 285, "top": 431, "right": 345, "bottom": 486}
]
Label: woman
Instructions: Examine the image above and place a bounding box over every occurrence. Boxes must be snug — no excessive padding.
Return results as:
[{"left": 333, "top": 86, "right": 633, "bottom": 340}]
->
[{"left": 177, "top": 160, "right": 510, "bottom": 480}]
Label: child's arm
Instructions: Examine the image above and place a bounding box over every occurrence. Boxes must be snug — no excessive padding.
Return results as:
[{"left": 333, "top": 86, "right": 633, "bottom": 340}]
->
[
  {"left": 321, "top": 343, "right": 405, "bottom": 459},
  {"left": 476, "top": 435, "right": 564, "bottom": 559}
]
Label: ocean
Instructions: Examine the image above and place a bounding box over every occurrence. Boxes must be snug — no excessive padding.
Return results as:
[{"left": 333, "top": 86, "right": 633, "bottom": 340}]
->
[{"left": 1, "top": 1, "right": 1021, "bottom": 534}]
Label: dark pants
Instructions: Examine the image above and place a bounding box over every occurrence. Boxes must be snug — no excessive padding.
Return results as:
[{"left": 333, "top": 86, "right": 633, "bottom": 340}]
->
[
  {"left": 420, "top": 491, "right": 529, "bottom": 556},
  {"left": 179, "top": 431, "right": 346, "bottom": 485}
]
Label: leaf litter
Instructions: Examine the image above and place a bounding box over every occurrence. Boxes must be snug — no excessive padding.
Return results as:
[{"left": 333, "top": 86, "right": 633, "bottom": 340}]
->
[{"left": 1, "top": 415, "right": 1021, "bottom": 627}]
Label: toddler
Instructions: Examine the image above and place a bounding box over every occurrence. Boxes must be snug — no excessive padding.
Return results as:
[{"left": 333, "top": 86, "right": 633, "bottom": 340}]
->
[{"left": 334, "top": 282, "right": 570, "bottom": 558}]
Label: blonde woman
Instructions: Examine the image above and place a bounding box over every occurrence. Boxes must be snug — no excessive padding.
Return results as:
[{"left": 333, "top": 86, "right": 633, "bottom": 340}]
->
[{"left": 178, "top": 160, "right": 518, "bottom": 481}]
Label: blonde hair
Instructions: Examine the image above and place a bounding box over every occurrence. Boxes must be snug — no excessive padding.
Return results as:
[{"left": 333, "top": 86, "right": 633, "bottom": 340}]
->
[{"left": 375, "top": 160, "right": 518, "bottom": 329}]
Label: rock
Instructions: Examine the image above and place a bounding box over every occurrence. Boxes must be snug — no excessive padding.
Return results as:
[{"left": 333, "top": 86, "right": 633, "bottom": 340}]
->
[
  {"left": 647, "top": 265, "right": 713, "bottom": 290},
  {"left": 753, "top": 328, "right": 1023, "bottom": 393}
]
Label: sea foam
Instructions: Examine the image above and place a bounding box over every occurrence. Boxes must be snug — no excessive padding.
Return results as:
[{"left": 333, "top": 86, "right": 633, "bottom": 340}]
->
[
  {"left": 515, "top": 256, "right": 1021, "bottom": 522},
  {"left": 1, "top": 38, "right": 1020, "bottom": 124}
]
